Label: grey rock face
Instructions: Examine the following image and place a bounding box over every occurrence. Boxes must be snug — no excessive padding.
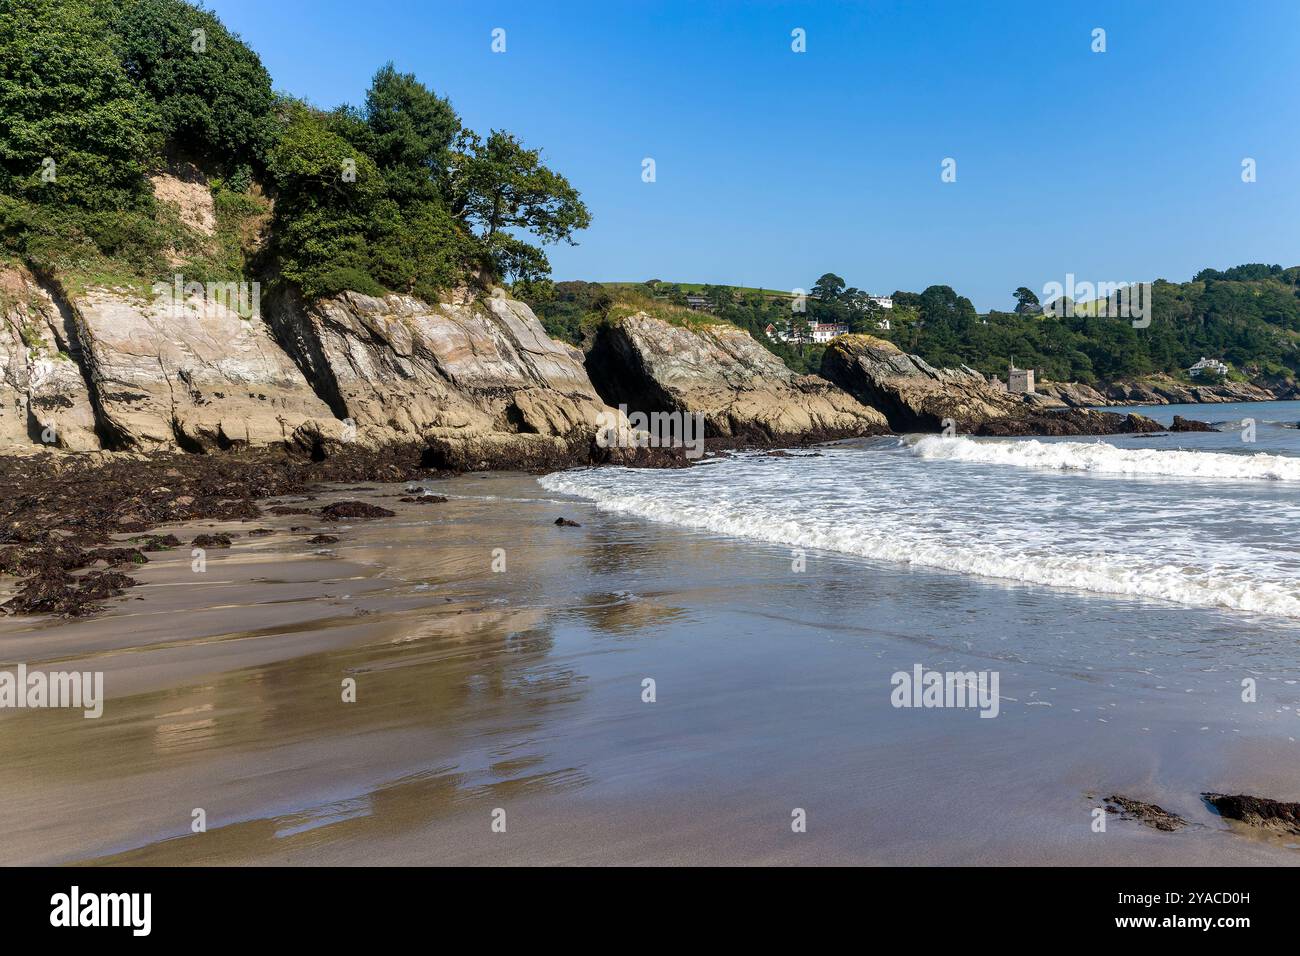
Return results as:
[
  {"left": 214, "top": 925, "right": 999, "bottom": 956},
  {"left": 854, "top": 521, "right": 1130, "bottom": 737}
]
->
[{"left": 585, "top": 312, "right": 888, "bottom": 440}]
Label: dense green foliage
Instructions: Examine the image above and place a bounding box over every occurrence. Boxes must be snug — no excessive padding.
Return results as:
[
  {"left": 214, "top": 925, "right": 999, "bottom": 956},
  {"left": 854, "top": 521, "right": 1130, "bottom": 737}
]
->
[
  {"left": 527, "top": 268, "right": 1300, "bottom": 387},
  {"left": 0, "top": 0, "right": 588, "bottom": 300},
  {"left": 115, "top": 0, "right": 275, "bottom": 175}
]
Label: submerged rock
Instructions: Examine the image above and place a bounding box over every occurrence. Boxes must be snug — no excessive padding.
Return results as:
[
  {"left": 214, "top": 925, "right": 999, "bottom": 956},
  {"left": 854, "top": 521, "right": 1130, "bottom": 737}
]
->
[
  {"left": 585, "top": 312, "right": 888, "bottom": 443},
  {"left": 319, "top": 501, "right": 396, "bottom": 521}
]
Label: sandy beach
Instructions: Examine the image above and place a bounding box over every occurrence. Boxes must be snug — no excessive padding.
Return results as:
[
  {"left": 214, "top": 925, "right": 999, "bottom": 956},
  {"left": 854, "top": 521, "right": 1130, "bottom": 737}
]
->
[{"left": 0, "top": 468, "right": 1296, "bottom": 866}]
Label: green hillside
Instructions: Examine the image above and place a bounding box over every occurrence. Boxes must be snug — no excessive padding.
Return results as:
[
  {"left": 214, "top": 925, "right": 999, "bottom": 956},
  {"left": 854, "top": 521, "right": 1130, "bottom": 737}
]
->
[{"left": 527, "top": 270, "right": 1300, "bottom": 386}]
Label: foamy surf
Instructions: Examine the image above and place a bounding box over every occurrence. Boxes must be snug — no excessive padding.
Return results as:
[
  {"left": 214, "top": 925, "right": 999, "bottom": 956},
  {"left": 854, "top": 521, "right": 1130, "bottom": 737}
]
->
[
  {"left": 539, "top": 441, "right": 1300, "bottom": 620},
  {"left": 908, "top": 434, "right": 1300, "bottom": 481}
]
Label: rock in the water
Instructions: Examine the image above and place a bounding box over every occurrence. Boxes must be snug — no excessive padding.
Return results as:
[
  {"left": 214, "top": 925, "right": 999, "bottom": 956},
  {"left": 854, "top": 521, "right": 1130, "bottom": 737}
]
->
[
  {"left": 974, "top": 409, "right": 1163, "bottom": 437},
  {"left": 1203, "top": 792, "right": 1300, "bottom": 834},
  {"left": 1169, "top": 415, "right": 1214, "bottom": 432},
  {"left": 71, "top": 286, "right": 339, "bottom": 452},
  {"left": 554, "top": 517, "right": 581, "bottom": 527},
  {"left": 585, "top": 311, "right": 888, "bottom": 443},
  {"left": 319, "top": 501, "right": 396, "bottom": 521},
  {"left": 268, "top": 287, "right": 617, "bottom": 469}
]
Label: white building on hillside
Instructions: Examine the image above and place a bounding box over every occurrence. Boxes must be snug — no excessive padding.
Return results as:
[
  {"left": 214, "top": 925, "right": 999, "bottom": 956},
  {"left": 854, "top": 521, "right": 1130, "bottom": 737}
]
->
[
  {"left": 1189, "top": 356, "right": 1229, "bottom": 378},
  {"left": 868, "top": 295, "right": 894, "bottom": 309},
  {"left": 764, "top": 322, "right": 848, "bottom": 344}
]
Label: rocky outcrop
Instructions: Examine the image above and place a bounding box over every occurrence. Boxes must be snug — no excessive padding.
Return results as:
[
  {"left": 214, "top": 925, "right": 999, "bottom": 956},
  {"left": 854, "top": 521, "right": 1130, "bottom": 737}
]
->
[
  {"left": 822, "top": 335, "right": 1163, "bottom": 436},
  {"left": 974, "top": 409, "right": 1163, "bottom": 437},
  {"left": 821, "top": 334, "right": 1023, "bottom": 431},
  {"left": 71, "top": 286, "right": 339, "bottom": 453},
  {"left": 1114, "top": 377, "right": 1276, "bottom": 404},
  {"left": 1035, "top": 380, "right": 1109, "bottom": 408},
  {"left": 584, "top": 312, "right": 888, "bottom": 442},
  {"left": 1169, "top": 415, "right": 1214, "bottom": 432},
  {"left": 0, "top": 265, "right": 101, "bottom": 451},
  {"left": 267, "top": 287, "right": 620, "bottom": 469}
]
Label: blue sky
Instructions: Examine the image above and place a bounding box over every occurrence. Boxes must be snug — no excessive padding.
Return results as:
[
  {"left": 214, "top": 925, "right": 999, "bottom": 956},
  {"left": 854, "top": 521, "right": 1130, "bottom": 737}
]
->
[{"left": 207, "top": 0, "right": 1300, "bottom": 311}]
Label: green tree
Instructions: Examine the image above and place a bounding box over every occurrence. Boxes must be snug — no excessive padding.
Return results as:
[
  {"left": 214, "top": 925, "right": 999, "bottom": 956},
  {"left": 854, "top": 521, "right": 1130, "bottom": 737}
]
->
[
  {"left": 362, "top": 62, "right": 461, "bottom": 202},
  {"left": 453, "top": 130, "right": 590, "bottom": 281},
  {"left": 1013, "top": 286, "right": 1041, "bottom": 314},
  {"left": 811, "top": 272, "right": 846, "bottom": 302},
  {"left": 114, "top": 0, "right": 275, "bottom": 171},
  {"left": 0, "top": 0, "right": 159, "bottom": 214}
]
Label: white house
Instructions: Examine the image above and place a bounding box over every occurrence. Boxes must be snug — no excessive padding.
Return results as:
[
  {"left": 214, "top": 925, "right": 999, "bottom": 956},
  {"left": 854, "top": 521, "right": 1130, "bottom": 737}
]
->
[
  {"left": 1189, "top": 356, "right": 1229, "bottom": 378},
  {"left": 868, "top": 295, "right": 894, "bottom": 310},
  {"left": 765, "top": 322, "right": 848, "bottom": 344},
  {"left": 810, "top": 322, "right": 849, "bottom": 343},
  {"left": 876, "top": 317, "right": 892, "bottom": 331}
]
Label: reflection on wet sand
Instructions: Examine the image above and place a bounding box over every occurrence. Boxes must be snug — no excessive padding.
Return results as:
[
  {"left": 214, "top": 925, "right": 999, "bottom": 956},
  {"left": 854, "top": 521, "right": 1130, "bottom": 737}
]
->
[
  {"left": 0, "top": 482, "right": 599, "bottom": 864},
  {"left": 1, "top": 473, "right": 1298, "bottom": 866}
]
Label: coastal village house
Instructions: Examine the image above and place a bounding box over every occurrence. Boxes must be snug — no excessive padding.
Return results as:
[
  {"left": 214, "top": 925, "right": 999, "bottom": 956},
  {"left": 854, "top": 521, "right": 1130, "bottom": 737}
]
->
[
  {"left": 764, "top": 321, "right": 849, "bottom": 345},
  {"left": 1188, "top": 356, "right": 1229, "bottom": 378}
]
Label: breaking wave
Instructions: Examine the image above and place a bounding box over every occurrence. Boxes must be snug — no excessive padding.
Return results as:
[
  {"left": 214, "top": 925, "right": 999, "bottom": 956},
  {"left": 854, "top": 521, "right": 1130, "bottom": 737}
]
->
[
  {"left": 539, "top": 444, "right": 1300, "bottom": 619},
  {"left": 907, "top": 435, "right": 1300, "bottom": 481}
]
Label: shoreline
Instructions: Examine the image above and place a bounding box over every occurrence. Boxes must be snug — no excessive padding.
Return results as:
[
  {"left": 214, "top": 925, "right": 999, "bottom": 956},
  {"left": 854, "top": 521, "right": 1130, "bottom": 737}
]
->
[{"left": 1, "top": 472, "right": 1298, "bottom": 865}]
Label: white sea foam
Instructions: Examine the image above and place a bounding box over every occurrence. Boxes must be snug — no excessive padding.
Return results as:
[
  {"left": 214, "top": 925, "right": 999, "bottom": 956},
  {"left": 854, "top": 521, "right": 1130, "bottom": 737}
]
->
[
  {"left": 539, "top": 441, "right": 1300, "bottom": 619},
  {"left": 908, "top": 435, "right": 1300, "bottom": 481}
]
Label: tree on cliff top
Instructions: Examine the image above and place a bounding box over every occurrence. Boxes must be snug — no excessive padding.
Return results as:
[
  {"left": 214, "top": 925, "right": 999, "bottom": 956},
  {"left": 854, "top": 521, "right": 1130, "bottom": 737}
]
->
[
  {"left": 114, "top": 0, "right": 276, "bottom": 173},
  {"left": 451, "top": 130, "right": 591, "bottom": 283}
]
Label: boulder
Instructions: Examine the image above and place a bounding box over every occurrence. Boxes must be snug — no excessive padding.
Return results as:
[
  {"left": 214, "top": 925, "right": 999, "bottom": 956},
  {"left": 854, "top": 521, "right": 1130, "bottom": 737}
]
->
[
  {"left": 584, "top": 312, "right": 888, "bottom": 442},
  {"left": 1169, "top": 414, "right": 1214, "bottom": 432},
  {"left": 820, "top": 334, "right": 1022, "bottom": 431},
  {"left": 71, "top": 285, "right": 339, "bottom": 452},
  {"left": 267, "top": 287, "right": 621, "bottom": 468}
]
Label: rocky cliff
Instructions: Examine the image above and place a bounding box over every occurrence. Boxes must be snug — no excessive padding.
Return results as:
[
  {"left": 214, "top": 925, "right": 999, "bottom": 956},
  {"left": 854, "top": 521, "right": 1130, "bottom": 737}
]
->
[
  {"left": 1, "top": 265, "right": 101, "bottom": 451},
  {"left": 2, "top": 265, "right": 624, "bottom": 467},
  {"left": 820, "top": 334, "right": 1023, "bottom": 431},
  {"left": 266, "top": 287, "right": 620, "bottom": 469},
  {"left": 585, "top": 312, "right": 888, "bottom": 442},
  {"left": 71, "top": 287, "right": 339, "bottom": 453},
  {"left": 822, "top": 334, "right": 1161, "bottom": 435}
]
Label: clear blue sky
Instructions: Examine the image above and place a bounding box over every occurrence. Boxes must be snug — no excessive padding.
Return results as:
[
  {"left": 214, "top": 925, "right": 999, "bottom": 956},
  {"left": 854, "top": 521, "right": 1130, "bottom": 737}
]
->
[{"left": 207, "top": 0, "right": 1300, "bottom": 311}]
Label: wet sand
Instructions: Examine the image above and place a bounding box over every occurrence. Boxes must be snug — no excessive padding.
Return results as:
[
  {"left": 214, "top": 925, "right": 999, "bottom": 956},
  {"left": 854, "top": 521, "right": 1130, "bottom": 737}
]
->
[{"left": 0, "top": 472, "right": 1297, "bottom": 865}]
